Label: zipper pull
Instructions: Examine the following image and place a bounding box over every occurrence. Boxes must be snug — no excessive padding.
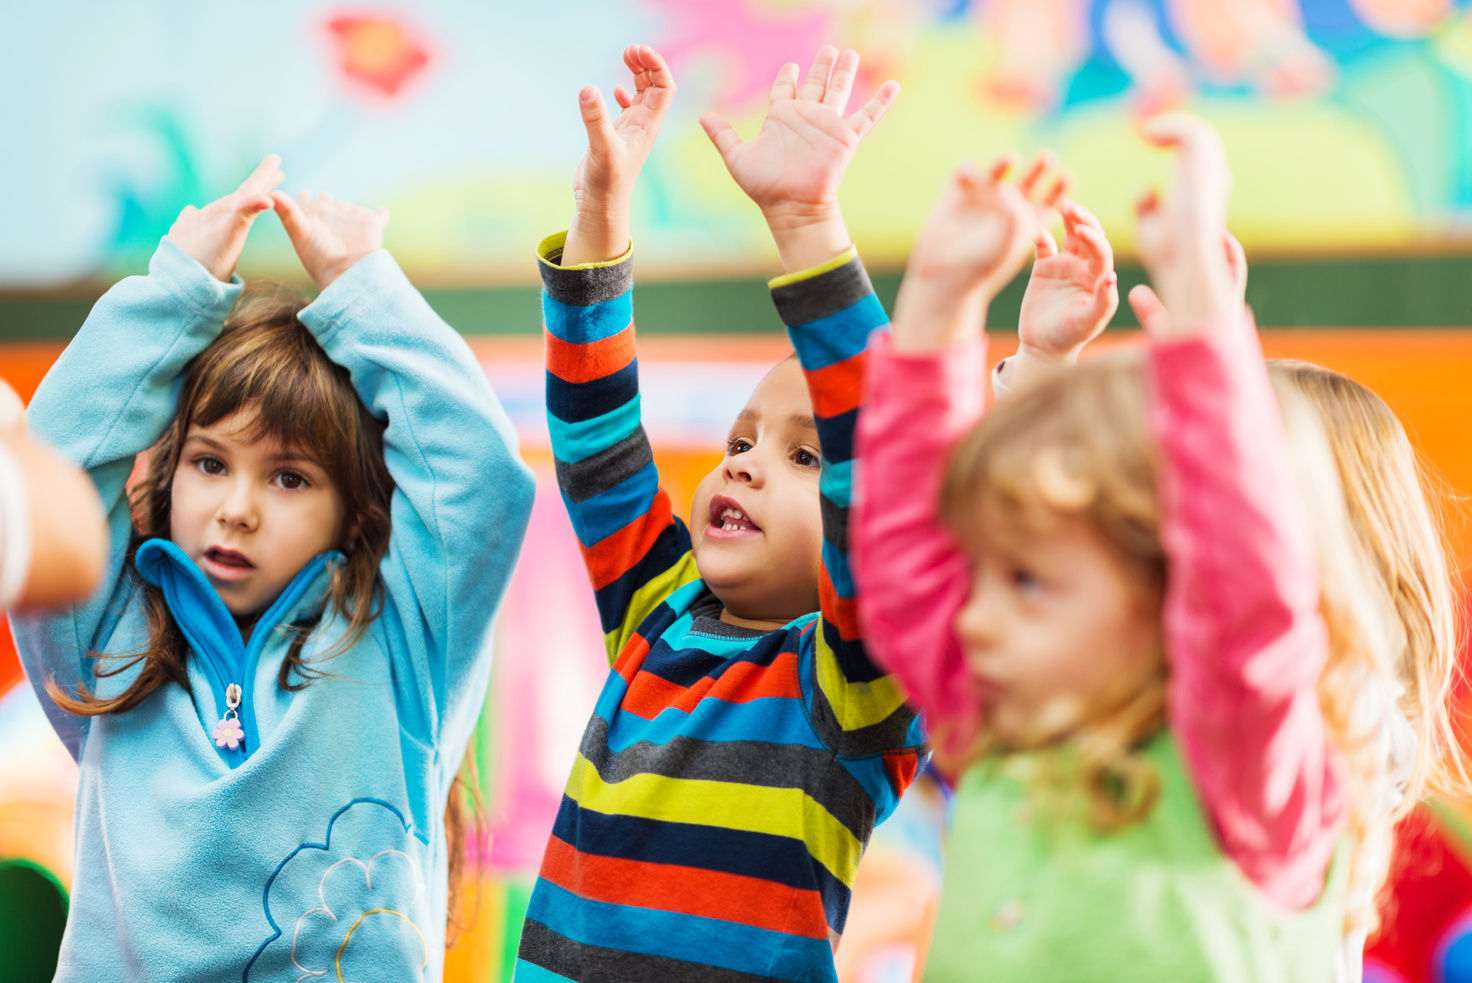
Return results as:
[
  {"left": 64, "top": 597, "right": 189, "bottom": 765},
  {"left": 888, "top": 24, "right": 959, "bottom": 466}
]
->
[{"left": 213, "top": 683, "right": 245, "bottom": 752}]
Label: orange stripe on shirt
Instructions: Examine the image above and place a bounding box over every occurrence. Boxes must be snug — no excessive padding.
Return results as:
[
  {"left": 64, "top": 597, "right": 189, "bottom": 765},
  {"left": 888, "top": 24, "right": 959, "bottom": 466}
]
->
[
  {"left": 539, "top": 835, "right": 831, "bottom": 939},
  {"left": 805, "top": 351, "right": 867, "bottom": 420},
  {"left": 581, "top": 493, "right": 677, "bottom": 590},
  {"left": 818, "top": 569, "right": 861, "bottom": 641},
  {"left": 622, "top": 651, "right": 805, "bottom": 719},
  {"left": 545, "top": 326, "right": 636, "bottom": 384},
  {"left": 613, "top": 633, "right": 651, "bottom": 682}
]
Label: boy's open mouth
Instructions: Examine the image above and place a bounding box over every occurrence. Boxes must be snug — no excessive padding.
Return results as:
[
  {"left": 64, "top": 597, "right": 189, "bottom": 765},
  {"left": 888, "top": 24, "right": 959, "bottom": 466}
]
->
[
  {"left": 203, "top": 546, "right": 255, "bottom": 580},
  {"left": 707, "top": 494, "right": 761, "bottom": 538}
]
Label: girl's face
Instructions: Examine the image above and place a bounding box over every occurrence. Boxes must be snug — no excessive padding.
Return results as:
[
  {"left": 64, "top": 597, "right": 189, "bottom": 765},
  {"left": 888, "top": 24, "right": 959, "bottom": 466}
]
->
[
  {"left": 953, "top": 505, "right": 1163, "bottom": 749},
  {"left": 170, "top": 407, "right": 348, "bottom": 620}
]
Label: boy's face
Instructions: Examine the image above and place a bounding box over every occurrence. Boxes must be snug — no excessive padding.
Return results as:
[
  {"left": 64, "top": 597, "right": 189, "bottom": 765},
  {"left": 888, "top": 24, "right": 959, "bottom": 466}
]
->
[
  {"left": 690, "top": 358, "right": 824, "bottom": 628},
  {"left": 170, "top": 407, "right": 347, "bottom": 620}
]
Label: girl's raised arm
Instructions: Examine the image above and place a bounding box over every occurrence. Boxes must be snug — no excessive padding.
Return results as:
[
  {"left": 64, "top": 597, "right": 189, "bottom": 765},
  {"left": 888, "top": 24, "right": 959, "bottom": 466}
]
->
[
  {"left": 11, "top": 158, "right": 282, "bottom": 757},
  {"left": 276, "top": 192, "right": 535, "bottom": 752},
  {"left": 1136, "top": 115, "right": 1343, "bottom": 909}
]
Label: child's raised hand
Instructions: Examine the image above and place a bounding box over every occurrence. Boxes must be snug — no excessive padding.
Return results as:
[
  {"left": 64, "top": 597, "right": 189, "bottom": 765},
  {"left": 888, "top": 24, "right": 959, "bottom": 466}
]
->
[
  {"left": 270, "top": 191, "right": 389, "bottom": 291},
  {"left": 1016, "top": 193, "right": 1119, "bottom": 366},
  {"left": 1134, "top": 113, "right": 1236, "bottom": 334},
  {"left": 562, "top": 44, "right": 676, "bottom": 267},
  {"left": 890, "top": 155, "right": 1045, "bottom": 352},
  {"left": 701, "top": 46, "right": 900, "bottom": 272},
  {"left": 1128, "top": 229, "right": 1247, "bottom": 336},
  {"left": 165, "top": 155, "right": 283, "bottom": 282}
]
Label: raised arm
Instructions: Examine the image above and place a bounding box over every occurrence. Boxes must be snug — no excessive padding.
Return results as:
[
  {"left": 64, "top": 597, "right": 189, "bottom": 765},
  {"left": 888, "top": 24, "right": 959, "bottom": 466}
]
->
[
  {"left": 536, "top": 46, "right": 700, "bottom": 663},
  {"left": 1135, "top": 114, "right": 1342, "bottom": 908},
  {"left": 852, "top": 158, "right": 1048, "bottom": 769},
  {"left": 10, "top": 158, "right": 282, "bottom": 757},
  {"left": 276, "top": 191, "right": 535, "bottom": 749}
]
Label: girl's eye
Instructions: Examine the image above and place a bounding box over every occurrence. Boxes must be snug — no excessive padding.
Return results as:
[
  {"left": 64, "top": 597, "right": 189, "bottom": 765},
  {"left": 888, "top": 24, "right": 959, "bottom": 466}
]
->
[
  {"left": 1012, "top": 569, "right": 1043, "bottom": 595},
  {"left": 195, "top": 455, "right": 226, "bottom": 476},
  {"left": 792, "top": 448, "right": 820, "bottom": 468},
  {"left": 276, "top": 470, "right": 309, "bottom": 491},
  {"left": 726, "top": 438, "right": 753, "bottom": 455}
]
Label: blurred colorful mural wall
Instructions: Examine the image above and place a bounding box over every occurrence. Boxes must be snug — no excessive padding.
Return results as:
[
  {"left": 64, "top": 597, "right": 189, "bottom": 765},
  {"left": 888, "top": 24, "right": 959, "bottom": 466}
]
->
[{"left": 9, "top": 1, "right": 1472, "bottom": 982}]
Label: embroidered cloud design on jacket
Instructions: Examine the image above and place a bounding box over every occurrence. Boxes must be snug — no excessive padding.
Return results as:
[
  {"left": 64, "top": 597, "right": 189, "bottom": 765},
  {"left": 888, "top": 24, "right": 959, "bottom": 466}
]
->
[{"left": 246, "top": 799, "right": 432, "bottom": 982}]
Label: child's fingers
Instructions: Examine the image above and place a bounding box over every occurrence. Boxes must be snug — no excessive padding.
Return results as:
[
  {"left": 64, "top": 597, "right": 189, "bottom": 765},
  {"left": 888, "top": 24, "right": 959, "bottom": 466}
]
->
[
  {"left": 236, "top": 193, "right": 275, "bottom": 216},
  {"left": 699, "top": 112, "right": 744, "bottom": 162},
  {"left": 845, "top": 80, "right": 899, "bottom": 140},
  {"left": 270, "top": 190, "right": 309, "bottom": 240},
  {"left": 1127, "top": 283, "right": 1171, "bottom": 337},
  {"left": 577, "top": 85, "right": 620, "bottom": 150},
  {"left": 1135, "top": 187, "right": 1160, "bottom": 217},
  {"left": 823, "top": 48, "right": 860, "bottom": 114},
  {"left": 1043, "top": 172, "right": 1071, "bottom": 211},
  {"left": 636, "top": 45, "right": 677, "bottom": 116},
  {"left": 1072, "top": 222, "right": 1114, "bottom": 279},
  {"left": 1061, "top": 197, "right": 1106, "bottom": 236},
  {"left": 237, "top": 154, "right": 284, "bottom": 196},
  {"left": 1015, "top": 150, "right": 1057, "bottom": 201},
  {"left": 1034, "top": 226, "right": 1059, "bottom": 259},
  {"left": 1140, "top": 112, "right": 1231, "bottom": 206},
  {"left": 799, "top": 45, "right": 840, "bottom": 102},
  {"left": 770, "top": 62, "right": 801, "bottom": 102},
  {"left": 613, "top": 85, "right": 634, "bottom": 111},
  {"left": 984, "top": 152, "right": 1018, "bottom": 185},
  {"left": 1223, "top": 229, "right": 1248, "bottom": 300}
]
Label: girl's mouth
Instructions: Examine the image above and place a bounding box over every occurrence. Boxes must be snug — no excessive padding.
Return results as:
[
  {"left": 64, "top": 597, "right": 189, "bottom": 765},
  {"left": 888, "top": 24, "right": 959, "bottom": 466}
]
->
[
  {"left": 706, "top": 494, "right": 761, "bottom": 539},
  {"left": 203, "top": 547, "right": 255, "bottom": 580}
]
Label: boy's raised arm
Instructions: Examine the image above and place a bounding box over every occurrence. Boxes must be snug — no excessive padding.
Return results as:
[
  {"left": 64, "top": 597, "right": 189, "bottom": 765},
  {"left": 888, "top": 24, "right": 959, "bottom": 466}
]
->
[
  {"left": 539, "top": 46, "right": 701, "bottom": 663},
  {"left": 708, "top": 47, "right": 926, "bottom": 788}
]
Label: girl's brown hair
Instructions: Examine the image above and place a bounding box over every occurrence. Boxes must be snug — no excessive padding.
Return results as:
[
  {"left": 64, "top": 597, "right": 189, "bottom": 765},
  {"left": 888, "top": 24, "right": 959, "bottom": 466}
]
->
[
  {"left": 47, "top": 283, "right": 478, "bottom": 932},
  {"left": 941, "top": 351, "right": 1399, "bottom": 938}
]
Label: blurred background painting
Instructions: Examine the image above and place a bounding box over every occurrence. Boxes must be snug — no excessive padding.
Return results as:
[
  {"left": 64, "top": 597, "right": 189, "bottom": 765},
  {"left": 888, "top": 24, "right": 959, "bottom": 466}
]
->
[{"left": 7, "top": 1, "right": 1472, "bottom": 981}]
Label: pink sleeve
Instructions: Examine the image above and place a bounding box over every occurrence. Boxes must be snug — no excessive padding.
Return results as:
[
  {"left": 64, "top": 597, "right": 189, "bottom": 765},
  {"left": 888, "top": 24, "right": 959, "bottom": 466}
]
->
[
  {"left": 1149, "top": 314, "right": 1346, "bottom": 909},
  {"left": 852, "top": 332, "right": 987, "bottom": 766}
]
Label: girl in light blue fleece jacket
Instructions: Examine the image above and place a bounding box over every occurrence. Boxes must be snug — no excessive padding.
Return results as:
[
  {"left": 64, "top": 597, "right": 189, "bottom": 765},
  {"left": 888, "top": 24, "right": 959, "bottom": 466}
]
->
[{"left": 11, "top": 156, "right": 535, "bottom": 982}]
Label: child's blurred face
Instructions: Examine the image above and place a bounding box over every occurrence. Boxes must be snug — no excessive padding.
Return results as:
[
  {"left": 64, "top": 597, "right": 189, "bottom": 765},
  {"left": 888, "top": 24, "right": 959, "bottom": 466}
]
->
[
  {"left": 170, "top": 407, "right": 347, "bottom": 620},
  {"left": 690, "top": 358, "right": 824, "bottom": 628},
  {"left": 953, "top": 505, "right": 1163, "bottom": 748}
]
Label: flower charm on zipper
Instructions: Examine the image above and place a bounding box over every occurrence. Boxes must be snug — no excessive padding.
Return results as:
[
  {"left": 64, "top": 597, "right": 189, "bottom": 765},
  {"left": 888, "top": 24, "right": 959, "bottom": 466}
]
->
[{"left": 214, "top": 682, "right": 245, "bottom": 751}]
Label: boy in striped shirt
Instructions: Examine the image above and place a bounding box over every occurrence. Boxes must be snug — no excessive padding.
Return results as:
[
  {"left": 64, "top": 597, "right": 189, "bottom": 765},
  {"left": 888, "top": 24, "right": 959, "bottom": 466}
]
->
[{"left": 516, "top": 43, "right": 926, "bottom": 983}]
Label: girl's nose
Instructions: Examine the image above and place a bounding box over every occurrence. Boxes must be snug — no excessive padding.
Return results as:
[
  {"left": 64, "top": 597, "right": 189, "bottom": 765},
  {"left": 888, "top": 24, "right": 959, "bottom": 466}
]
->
[
  {"left": 724, "top": 451, "right": 765, "bottom": 487},
  {"left": 954, "top": 582, "right": 1002, "bottom": 650},
  {"left": 216, "top": 480, "right": 259, "bottom": 531}
]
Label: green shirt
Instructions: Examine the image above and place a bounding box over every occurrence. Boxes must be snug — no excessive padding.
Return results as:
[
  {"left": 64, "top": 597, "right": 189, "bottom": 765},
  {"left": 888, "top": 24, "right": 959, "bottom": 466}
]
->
[{"left": 925, "top": 733, "right": 1348, "bottom": 983}]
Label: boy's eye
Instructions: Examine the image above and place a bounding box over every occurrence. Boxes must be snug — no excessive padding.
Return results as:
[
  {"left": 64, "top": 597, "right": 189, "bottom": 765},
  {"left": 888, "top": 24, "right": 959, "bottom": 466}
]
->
[
  {"left": 195, "top": 455, "right": 226, "bottom": 476},
  {"left": 726, "top": 438, "right": 753, "bottom": 455},
  {"left": 276, "top": 470, "right": 309, "bottom": 490},
  {"left": 792, "top": 448, "right": 820, "bottom": 468}
]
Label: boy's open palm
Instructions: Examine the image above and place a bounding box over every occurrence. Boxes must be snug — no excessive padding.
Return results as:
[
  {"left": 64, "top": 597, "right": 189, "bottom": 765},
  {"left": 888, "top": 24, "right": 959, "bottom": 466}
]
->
[
  {"left": 271, "top": 190, "right": 389, "bottom": 291},
  {"left": 574, "top": 45, "right": 675, "bottom": 209},
  {"left": 1018, "top": 197, "right": 1119, "bottom": 362},
  {"left": 166, "top": 155, "right": 284, "bottom": 282},
  {"left": 701, "top": 46, "right": 898, "bottom": 218}
]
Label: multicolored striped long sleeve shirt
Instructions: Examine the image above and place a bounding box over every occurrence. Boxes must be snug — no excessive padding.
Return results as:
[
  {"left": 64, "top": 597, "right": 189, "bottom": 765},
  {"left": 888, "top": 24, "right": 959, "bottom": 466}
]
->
[{"left": 515, "top": 233, "right": 927, "bottom": 983}]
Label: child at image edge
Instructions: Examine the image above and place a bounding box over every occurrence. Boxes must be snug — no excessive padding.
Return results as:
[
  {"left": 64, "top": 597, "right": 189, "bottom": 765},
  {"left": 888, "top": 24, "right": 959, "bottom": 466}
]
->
[
  {"left": 11, "top": 159, "right": 534, "bottom": 981},
  {"left": 853, "top": 119, "right": 1373, "bottom": 979},
  {"left": 513, "top": 45, "right": 927, "bottom": 983}
]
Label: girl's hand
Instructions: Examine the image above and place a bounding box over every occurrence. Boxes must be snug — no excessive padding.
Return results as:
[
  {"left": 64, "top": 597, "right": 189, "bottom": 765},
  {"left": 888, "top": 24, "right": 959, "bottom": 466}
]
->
[
  {"left": 270, "top": 191, "right": 390, "bottom": 291},
  {"left": 1134, "top": 113, "right": 1236, "bottom": 334},
  {"left": 701, "top": 46, "right": 899, "bottom": 273},
  {"left": 165, "top": 155, "right": 283, "bottom": 282},
  {"left": 1128, "top": 229, "right": 1247, "bottom": 336},
  {"left": 1016, "top": 197, "right": 1119, "bottom": 365},
  {"left": 562, "top": 44, "right": 677, "bottom": 267},
  {"left": 890, "top": 155, "right": 1048, "bottom": 352}
]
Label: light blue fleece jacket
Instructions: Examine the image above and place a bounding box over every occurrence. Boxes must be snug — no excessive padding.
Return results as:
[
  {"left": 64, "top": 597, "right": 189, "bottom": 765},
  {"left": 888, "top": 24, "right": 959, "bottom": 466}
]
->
[{"left": 11, "top": 239, "right": 535, "bottom": 982}]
